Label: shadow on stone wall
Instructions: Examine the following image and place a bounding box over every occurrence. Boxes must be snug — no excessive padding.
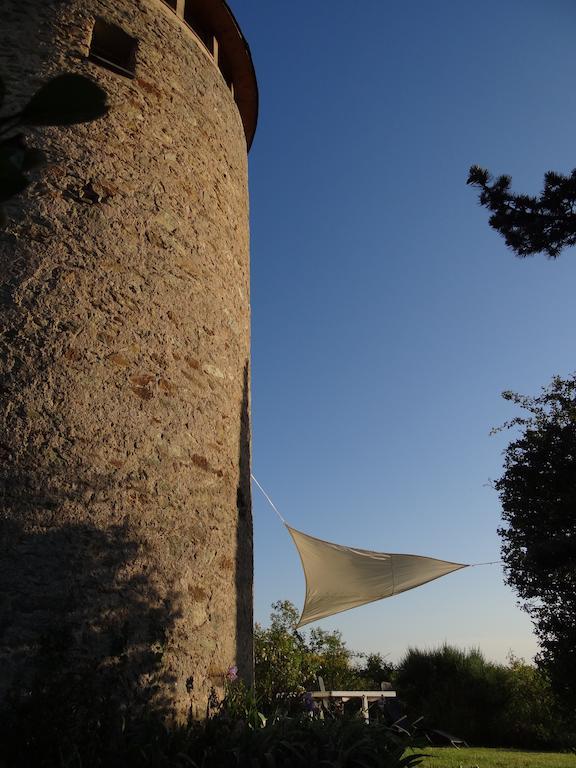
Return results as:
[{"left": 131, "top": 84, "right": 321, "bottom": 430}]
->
[
  {"left": 0, "top": 466, "right": 180, "bottom": 760},
  {"left": 235, "top": 360, "right": 253, "bottom": 683}
]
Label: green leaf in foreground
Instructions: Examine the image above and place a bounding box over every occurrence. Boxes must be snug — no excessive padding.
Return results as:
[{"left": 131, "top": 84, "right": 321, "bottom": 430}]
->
[{"left": 19, "top": 73, "right": 108, "bottom": 126}]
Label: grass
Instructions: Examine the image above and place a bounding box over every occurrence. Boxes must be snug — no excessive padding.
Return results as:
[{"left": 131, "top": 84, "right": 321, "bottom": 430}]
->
[{"left": 410, "top": 746, "right": 576, "bottom": 768}]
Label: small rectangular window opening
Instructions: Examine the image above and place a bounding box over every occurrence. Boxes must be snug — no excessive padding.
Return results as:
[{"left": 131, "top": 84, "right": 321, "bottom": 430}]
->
[
  {"left": 89, "top": 18, "right": 137, "bottom": 78},
  {"left": 183, "top": 6, "right": 213, "bottom": 53},
  {"left": 218, "top": 47, "right": 234, "bottom": 92}
]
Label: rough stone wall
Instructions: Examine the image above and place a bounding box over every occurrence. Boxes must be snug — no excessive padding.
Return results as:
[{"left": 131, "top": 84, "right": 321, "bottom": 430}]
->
[{"left": 0, "top": 0, "right": 252, "bottom": 722}]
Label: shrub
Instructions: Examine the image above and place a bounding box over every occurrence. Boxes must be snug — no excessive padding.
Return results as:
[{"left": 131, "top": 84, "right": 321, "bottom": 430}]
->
[
  {"left": 0, "top": 703, "right": 425, "bottom": 767},
  {"left": 395, "top": 644, "right": 509, "bottom": 746},
  {"left": 501, "top": 654, "right": 572, "bottom": 750},
  {"left": 395, "top": 644, "right": 570, "bottom": 749},
  {"left": 183, "top": 716, "right": 425, "bottom": 768},
  {"left": 254, "top": 600, "right": 321, "bottom": 710},
  {"left": 255, "top": 601, "right": 395, "bottom": 714}
]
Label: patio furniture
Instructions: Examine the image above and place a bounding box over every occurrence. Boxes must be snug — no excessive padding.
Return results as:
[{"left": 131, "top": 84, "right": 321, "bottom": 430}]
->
[{"left": 309, "top": 677, "right": 397, "bottom": 724}]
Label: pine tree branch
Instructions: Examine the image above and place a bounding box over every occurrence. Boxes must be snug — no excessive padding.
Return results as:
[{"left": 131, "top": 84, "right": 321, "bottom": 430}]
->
[{"left": 467, "top": 165, "right": 576, "bottom": 258}]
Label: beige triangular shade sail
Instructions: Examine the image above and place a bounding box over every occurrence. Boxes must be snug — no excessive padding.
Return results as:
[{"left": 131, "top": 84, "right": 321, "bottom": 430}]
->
[{"left": 288, "top": 526, "right": 469, "bottom": 628}]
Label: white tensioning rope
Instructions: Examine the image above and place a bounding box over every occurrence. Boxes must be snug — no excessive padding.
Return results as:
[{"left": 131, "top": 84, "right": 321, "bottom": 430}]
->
[
  {"left": 469, "top": 560, "right": 503, "bottom": 567},
  {"left": 251, "top": 473, "right": 287, "bottom": 525},
  {"left": 251, "top": 474, "right": 502, "bottom": 566}
]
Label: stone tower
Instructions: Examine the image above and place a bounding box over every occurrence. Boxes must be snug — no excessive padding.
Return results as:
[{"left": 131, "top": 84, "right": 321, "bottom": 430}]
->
[{"left": 0, "top": 0, "right": 257, "bottom": 722}]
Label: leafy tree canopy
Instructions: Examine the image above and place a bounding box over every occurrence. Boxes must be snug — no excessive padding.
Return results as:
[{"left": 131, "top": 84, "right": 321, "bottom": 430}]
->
[
  {"left": 254, "top": 601, "right": 393, "bottom": 712},
  {"left": 494, "top": 374, "right": 576, "bottom": 707},
  {"left": 467, "top": 164, "right": 576, "bottom": 258}
]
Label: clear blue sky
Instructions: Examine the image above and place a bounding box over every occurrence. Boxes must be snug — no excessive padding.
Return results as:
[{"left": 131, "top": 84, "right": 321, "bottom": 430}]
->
[{"left": 233, "top": 0, "right": 576, "bottom": 664}]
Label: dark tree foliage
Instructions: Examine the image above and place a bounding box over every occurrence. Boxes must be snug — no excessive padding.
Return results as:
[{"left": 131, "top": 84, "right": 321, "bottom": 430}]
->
[
  {"left": 494, "top": 375, "right": 576, "bottom": 707},
  {"left": 467, "top": 164, "right": 576, "bottom": 257},
  {"left": 395, "top": 645, "right": 564, "bottom": 749},
  {"left": 397, "top": 645, "right": 508, "bottom": 746}
]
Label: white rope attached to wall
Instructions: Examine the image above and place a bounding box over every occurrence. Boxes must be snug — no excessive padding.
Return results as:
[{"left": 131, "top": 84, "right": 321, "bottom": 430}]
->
[{"left": 250, "top": 473, "right": 287, "bottom": 525}]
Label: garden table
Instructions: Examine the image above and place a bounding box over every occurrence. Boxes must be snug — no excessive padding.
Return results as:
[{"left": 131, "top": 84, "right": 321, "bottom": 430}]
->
[{"left": 309, "top": 689, "right": 397, "bottom": 724}]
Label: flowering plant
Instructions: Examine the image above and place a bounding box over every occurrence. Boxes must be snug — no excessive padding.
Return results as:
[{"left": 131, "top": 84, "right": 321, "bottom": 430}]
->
[{"left": 218, "top": 663, "right": 267, "bottom": 730}]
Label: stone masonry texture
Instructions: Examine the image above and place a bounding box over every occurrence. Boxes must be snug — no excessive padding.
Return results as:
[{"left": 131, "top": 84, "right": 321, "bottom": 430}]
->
[{"left": 0, "top": 0, "right": 253, "bottom": 722}]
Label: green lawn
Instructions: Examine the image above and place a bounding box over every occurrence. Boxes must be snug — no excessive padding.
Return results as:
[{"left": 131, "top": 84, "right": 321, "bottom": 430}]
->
[{"left": 409, "top": 746, "right": 576, "bottom": 768}]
